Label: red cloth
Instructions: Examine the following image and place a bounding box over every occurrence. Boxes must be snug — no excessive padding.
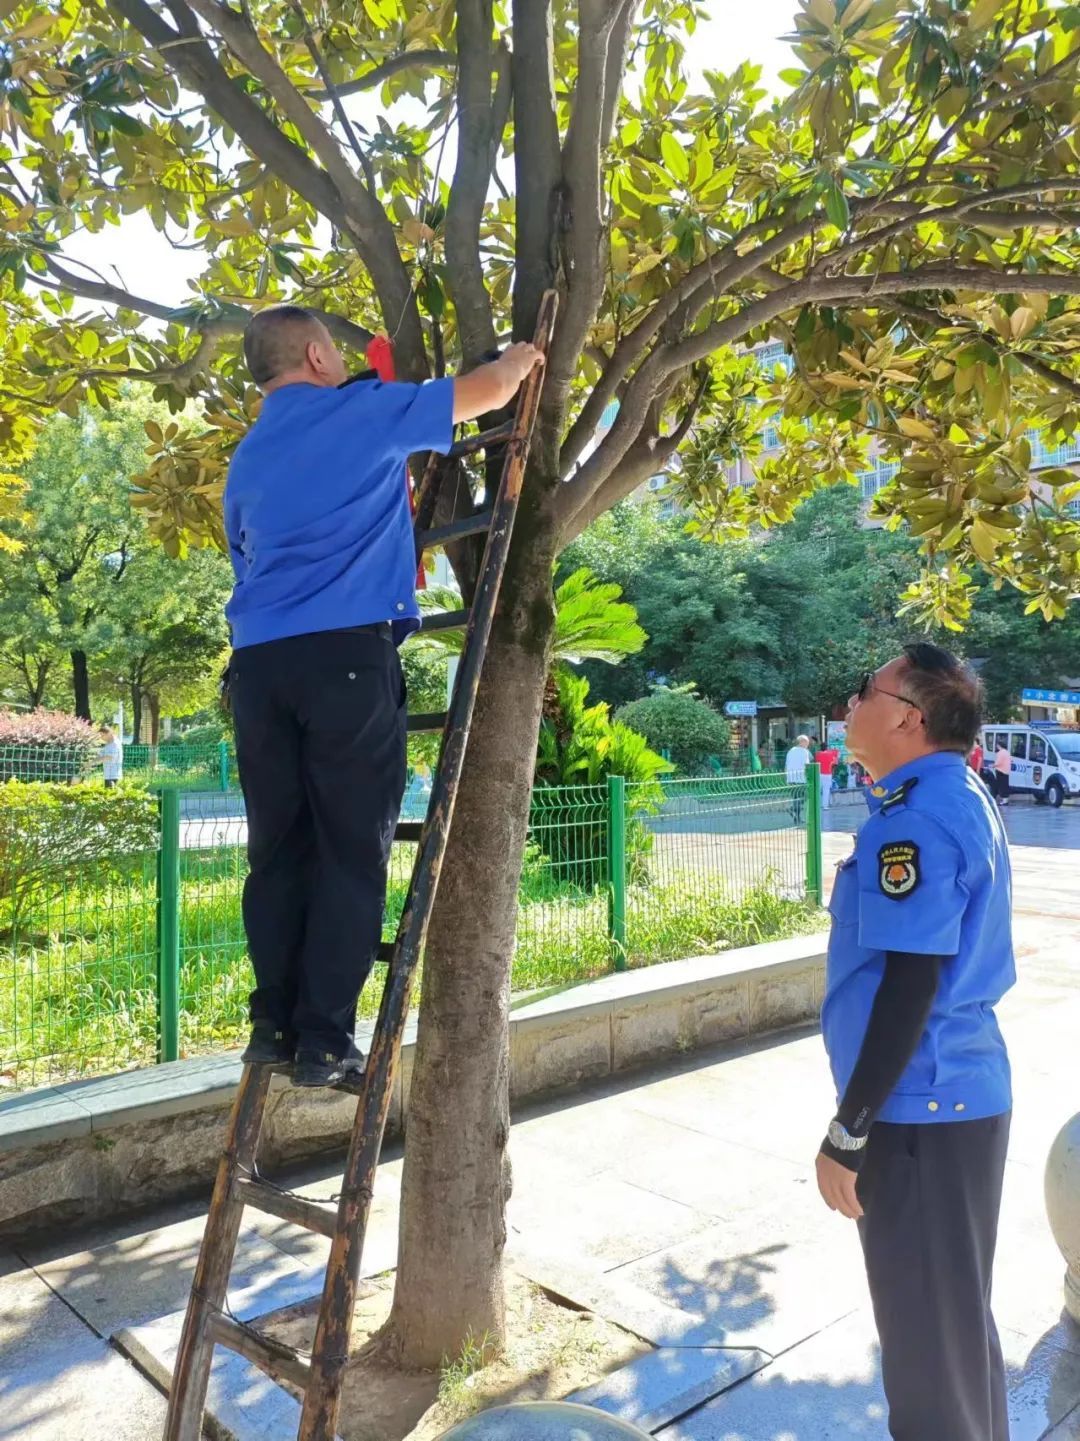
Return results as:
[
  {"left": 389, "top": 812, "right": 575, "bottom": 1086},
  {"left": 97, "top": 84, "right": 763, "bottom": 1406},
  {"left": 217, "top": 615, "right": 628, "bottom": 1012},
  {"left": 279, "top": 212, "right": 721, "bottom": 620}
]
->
[
  {"left": 365, "top": 334, "right": 425, "bottom": 590},
  {"left": 815, "top": 748, "right": 839, "bottom": 776},
  {"left": 969, "top": 745, "right": 984, "bottom": 772}
]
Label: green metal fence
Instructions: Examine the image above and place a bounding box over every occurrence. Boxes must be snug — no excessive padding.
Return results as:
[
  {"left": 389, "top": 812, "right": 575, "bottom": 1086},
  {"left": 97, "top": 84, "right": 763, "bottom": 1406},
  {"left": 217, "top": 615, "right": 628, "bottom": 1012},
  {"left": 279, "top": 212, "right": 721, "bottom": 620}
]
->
[{"left": 1, "top": 770, "right": 823, "bottom": 1091}]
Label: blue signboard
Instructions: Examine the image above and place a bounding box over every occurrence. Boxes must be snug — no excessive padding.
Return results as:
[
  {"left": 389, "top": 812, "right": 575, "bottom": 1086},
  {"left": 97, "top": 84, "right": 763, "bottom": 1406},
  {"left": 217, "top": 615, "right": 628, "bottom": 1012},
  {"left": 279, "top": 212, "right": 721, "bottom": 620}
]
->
[
  {"left": 1022, "top": 688, "right": 1080, "bottom": 706},
  {"left": 724, "top": 700, "right": 758, "bottom": 718}
]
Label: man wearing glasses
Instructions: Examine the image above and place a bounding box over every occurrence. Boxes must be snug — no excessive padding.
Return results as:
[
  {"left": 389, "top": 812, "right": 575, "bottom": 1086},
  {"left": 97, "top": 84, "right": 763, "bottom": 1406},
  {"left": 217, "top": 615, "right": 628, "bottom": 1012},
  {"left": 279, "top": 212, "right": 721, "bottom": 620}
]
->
[{"left": 815, "top": 643, "right": 1014, "bottom": 1441}]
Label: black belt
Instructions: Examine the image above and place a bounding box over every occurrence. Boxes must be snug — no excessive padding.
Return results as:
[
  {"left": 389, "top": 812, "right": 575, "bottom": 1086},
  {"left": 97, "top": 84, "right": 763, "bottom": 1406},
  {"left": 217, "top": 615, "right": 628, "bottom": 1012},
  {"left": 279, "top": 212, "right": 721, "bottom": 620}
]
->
[{"left": 336, "top": 622, "right": 392, "bottom": 639}]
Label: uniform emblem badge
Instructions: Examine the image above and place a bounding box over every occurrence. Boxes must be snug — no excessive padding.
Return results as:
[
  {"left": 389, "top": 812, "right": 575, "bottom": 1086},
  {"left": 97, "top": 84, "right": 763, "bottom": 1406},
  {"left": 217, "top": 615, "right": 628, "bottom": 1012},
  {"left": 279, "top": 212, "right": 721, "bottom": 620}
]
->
[{"left": 878, "top": 841, "right": 919, "bottom": 898}]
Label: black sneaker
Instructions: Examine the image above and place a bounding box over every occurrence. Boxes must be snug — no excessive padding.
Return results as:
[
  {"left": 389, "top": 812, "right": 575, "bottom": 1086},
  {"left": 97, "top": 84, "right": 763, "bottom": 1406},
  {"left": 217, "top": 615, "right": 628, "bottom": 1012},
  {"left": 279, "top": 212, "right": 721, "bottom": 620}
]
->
[
  {"left": 242, "top": 1023, "right": 294, "bottom": 1065},
  {"left": 292, "top": 1049, "right": 347, "bottom": 1088}
]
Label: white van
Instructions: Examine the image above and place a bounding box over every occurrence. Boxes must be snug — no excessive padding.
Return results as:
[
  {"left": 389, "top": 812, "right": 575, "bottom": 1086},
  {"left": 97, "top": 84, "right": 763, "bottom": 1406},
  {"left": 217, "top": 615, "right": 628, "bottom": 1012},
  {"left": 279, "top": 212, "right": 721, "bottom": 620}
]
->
[{"left": 980, "top": 725, "right": 1080, "bottom": 807}]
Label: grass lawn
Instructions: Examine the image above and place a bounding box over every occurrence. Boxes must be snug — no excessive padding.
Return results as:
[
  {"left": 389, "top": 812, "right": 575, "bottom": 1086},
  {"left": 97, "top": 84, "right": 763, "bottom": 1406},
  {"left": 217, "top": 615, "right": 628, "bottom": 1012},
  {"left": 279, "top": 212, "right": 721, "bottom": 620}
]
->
[{"left": 1, "top": 840, "right": 823, "bottom": 1090}]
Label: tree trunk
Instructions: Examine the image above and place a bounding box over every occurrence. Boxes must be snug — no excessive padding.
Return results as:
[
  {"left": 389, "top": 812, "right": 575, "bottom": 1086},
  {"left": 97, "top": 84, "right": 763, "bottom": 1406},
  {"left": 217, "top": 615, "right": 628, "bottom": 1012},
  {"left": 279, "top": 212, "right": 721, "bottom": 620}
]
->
[
  {"left": 70, "top": 649, "right": 91, "bottom": 720},
  {"left": 388, "top": 515, "right": 557, "bottom": 1368},
  {"left": 148, "top": 693, "right": 161, "bottom": 745},
  {"left": 131, "top": 684, "right": 143, "bottom": 744}
]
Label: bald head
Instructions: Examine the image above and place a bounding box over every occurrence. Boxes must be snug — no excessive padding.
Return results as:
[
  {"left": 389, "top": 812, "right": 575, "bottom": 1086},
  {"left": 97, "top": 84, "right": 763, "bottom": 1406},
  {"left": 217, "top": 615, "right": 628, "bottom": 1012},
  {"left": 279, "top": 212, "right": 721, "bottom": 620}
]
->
[{"left": 243, "top": 306, "right": 347, "bottom": 390}]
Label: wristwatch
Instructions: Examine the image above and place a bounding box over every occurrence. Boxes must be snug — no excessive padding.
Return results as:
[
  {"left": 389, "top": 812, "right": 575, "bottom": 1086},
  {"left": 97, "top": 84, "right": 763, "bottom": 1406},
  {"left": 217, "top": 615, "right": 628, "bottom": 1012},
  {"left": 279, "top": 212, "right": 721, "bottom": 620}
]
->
[{"left": 827, "top": 1118, "right": 869, "bottom": 1153}]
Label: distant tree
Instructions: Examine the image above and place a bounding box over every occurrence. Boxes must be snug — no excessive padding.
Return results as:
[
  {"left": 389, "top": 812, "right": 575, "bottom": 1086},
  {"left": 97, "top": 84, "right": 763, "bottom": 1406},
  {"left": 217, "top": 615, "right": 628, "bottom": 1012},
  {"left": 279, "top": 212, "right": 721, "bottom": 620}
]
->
[{"left": 615, "top": 686, "right": 733, "bottom": 772}]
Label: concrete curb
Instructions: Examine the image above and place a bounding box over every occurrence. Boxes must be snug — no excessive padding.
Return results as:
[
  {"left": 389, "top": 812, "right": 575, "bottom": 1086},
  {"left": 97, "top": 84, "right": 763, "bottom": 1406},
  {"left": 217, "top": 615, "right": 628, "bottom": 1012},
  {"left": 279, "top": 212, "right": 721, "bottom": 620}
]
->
[{"left": 0, "top": 933, "right": 827, "bottom": 1239}]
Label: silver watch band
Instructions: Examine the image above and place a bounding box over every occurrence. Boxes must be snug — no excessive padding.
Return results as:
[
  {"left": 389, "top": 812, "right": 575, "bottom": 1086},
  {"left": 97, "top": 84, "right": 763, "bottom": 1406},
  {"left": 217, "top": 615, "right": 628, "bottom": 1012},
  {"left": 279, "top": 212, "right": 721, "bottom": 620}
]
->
[{"left": 827, "top": 1119, "right": 869, "bottom": 1152}]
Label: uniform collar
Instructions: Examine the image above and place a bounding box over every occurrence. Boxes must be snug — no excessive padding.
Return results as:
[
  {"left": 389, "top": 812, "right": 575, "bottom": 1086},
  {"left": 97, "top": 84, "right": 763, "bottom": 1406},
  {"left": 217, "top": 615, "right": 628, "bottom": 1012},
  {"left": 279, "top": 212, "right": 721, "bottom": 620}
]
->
[{"left": 865, "top": 750, "right": 965, "bottom": 812}]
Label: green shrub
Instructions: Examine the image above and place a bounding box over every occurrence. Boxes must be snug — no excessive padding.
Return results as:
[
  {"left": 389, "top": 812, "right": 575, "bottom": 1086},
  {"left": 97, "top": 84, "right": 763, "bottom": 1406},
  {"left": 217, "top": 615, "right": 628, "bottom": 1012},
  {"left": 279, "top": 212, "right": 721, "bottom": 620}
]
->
[
  {"left": 615, "top": 688, "right": 733, "bottom": 773},
  {"left": 0, "top": 781, "right": 159, "bottom": 936},
  {"left": 0, "top": 708, "right": 99, "bottom": 782},
  {"left": 535, "top": 669, "right": 671, "bottom": 886}
]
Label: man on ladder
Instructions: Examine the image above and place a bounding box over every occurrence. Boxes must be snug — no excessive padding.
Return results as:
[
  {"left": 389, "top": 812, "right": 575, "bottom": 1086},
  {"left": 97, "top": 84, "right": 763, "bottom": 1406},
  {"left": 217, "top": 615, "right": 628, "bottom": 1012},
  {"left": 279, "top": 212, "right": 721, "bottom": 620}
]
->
[{"left": 224, "top": 305, "right": 542, "bottom": 1086}]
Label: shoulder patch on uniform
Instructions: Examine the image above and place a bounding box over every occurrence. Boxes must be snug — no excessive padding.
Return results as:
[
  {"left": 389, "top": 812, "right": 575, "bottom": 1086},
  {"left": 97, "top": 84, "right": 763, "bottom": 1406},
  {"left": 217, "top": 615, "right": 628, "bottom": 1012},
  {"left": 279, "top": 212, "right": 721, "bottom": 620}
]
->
[
  {"left": 880, "top": 776, "right": 920, "bottom": 814},
  {"left": 878, "top": 841, "right": 920, "bottom": 898}
]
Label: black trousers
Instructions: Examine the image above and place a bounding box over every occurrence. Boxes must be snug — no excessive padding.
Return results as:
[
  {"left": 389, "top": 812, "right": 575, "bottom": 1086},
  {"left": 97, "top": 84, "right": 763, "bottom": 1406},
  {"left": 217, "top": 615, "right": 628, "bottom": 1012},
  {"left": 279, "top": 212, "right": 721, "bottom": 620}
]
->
[
  {"left": 856, "top": 1114, "right": 1011, "bottom": 1441},
  {"left": 229, "top": 628, "right": 407, "bottom": 1056},
  {"left": 994, "top": 772, "right": 1011, "bottom": 801}
]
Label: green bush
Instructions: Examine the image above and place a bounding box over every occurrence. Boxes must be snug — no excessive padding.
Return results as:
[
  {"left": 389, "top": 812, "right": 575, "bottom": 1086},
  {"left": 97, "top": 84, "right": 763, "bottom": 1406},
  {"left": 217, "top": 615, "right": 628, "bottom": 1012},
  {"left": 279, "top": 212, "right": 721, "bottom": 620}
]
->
[
  {"left": 0, "top": 708, "right": 99, "bottom": 782},
  {"left": 615, "top": 688, "right": 733, "bottom": 773},
  {"left": 0, "top": 781, "right": 159, "bottom": 936},
  {"left": 535, "top": 669, "right": 671, "bottom": 887}
]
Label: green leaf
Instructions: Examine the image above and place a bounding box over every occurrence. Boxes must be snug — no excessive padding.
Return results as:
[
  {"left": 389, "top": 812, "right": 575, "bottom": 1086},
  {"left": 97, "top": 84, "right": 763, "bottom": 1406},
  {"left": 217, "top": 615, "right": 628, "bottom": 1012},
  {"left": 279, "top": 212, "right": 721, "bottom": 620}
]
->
[
  {"left": 824, "top": 181, "right": 850, "bottom": 230},
  {"left": 660, "top": 131, "right": 689, "bottom": 184}
]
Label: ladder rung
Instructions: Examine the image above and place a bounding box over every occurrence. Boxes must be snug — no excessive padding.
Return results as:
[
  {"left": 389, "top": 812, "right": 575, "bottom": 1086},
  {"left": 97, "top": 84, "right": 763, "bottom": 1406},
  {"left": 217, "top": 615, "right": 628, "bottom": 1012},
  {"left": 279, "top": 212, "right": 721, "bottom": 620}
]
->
[
  {"left": 235, "top": 1176, "right": 337, "bottom": 1239},
  {"left": 406, "top": 711, "right": 448, "bottom": 733},
  {"left": 421, "top": 609, "right": 470, "bottom": 633},
  {"left": 448, "top": 421, "right": 515, "bottom": 459},
  {"left": 395, "top": 820, "right": 423, "bottom": 843},
  {"left": 210, "top": 1310, "right": 312, "bottom": 1390},
  {"left": 417, "top": 510, "right": 494, "bottom": 549}
]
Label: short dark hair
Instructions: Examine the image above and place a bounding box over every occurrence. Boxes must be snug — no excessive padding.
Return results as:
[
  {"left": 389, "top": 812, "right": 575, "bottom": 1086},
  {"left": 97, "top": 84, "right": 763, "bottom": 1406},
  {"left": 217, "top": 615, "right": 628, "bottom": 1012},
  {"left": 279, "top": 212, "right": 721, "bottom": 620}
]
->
[
  {"left": 899, "top": 643, "right": 983, "bottom": 752},
  {"left": 242, "top": 305, "right": 324, "bottom": 386}
]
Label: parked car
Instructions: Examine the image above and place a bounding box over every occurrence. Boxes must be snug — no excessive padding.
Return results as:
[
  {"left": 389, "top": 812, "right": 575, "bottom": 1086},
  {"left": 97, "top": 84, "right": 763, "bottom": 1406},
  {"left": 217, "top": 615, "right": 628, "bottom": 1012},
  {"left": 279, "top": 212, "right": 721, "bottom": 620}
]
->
[{"left": 980, "top": 724, "right": 1080, "bottom": 807}]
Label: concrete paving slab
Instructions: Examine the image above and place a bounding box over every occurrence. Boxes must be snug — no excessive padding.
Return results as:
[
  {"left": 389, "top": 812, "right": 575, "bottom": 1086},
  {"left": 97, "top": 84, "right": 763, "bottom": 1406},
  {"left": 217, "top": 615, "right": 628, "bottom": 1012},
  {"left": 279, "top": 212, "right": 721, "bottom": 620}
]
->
[
  {"left": 569, "top": 1347, "right": 769, "bottom": 1433},
  {"left": 613, "top": 1221, "right": 868, "bottom": 1356},
  {"left": 31, "top": 1212, "right": 309, "bottom": 1335},
  {"left": 117, "top": 1264, "right": 336, "bottom": 1441},
  {"left": 0, "top": 1254, "right": 100, "bottom": 1373},
  {"left": 507, "top": 1171, "right": 714, "bottom": 1271},
  {"left": 0, "top": 1333, "right": 168, "bottom": 1441},
  {"left": 657, "top": 1312, "right": 1080, "bottom": 1441},
  {"left": 657, "top": 1310, "right": 886, "bottom": 1440}
]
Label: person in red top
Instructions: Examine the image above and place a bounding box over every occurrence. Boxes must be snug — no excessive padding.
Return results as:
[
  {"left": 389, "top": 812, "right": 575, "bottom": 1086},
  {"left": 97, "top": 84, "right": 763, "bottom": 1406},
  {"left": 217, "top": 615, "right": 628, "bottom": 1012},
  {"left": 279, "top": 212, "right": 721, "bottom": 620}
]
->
[
  {"left": 815, "top": 742, "right": 840, "bottom": 810},
  {"left": 969, "top": 740, "right": 984, "bottom": 776}
]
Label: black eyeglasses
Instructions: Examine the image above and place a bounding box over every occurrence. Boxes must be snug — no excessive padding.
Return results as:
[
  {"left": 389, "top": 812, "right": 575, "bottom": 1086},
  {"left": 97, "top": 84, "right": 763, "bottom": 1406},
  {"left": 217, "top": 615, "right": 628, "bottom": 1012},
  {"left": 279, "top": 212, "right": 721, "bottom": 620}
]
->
[{"left": 857, "top": 671, "right": 920, "bottom": 709}]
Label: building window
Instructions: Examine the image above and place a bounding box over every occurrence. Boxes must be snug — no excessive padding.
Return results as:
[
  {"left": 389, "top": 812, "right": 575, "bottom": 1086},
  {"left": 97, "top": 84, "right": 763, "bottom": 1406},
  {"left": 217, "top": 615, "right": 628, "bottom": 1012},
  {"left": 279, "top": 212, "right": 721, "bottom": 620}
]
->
[{"left": 857, "top": 456, "right": 900, "bottom": 499}]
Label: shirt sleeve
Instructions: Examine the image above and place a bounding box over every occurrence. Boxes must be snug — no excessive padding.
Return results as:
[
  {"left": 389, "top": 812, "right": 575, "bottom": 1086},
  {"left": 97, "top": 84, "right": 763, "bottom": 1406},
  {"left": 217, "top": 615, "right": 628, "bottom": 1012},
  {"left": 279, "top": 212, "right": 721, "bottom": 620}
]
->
[
  {"left": 363, "top": 377, "right": 455, "bottom": 458},
  {"left": 856, "top": 811, "right": 967, "bottom": 956}
]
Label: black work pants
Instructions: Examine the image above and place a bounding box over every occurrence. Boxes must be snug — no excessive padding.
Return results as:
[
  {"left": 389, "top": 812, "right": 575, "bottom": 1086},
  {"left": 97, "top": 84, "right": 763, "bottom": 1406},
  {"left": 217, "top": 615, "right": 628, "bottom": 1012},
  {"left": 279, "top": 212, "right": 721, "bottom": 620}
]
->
[
  {"left": 856, "top": 1114, "right": 1011, "bottom": 1441},
  {"left": 229, "top": 628, "right": 407, "bottom": 1057}
]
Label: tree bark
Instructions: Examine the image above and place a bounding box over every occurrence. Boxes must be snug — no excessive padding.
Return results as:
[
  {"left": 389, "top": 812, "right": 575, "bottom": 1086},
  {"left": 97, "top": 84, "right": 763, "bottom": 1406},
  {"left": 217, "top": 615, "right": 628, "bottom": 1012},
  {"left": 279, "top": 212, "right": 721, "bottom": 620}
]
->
[
  {"left": 388, "top": 504, "right": 557, "bottom": 1367},
  {"left": 70, "top": 649, "right": 91, "bottom": 720},
  {"left": 148, "top": 693, "right": 161, "bottom": 745},
  {"left": 131, "top": 684, "right": 143, "bottom": 745}
]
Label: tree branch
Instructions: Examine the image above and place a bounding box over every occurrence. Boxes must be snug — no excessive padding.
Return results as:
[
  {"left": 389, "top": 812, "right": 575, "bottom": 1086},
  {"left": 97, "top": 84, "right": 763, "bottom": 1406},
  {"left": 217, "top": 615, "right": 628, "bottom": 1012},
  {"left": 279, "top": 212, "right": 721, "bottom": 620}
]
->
[
  {"left": 511, "top": 0, "right": 562, "bottom": 341},
  {"left": 308, "top": 48, "right": 454, "bottom": 101},
  {"left": 559, "top": 219, "right": 820, "bottom": 477},
  {"left": 289, "top": 1, "right": 378, "bottom": 190},
  {"left": 813, "top": 182, "right": 1080, "bottom": 276},
  {"left": 31, "top": 255, "right": 374, "bottom": 352},
  {"left": 556, "top": 262, "right": 1080, "bottom": 533},
  {"left": 560, "top": 367, "right": 709, "bottom": 539},
  {"left": 444, "top": 3, "right": 499, "bottom": 363},
  {"left": 141, "top": 0, "right": 423, "bottom": 374},
  {"left": 111, "top": 0, "right": 348, "bottom": 228},
  {"left": 548, "top": 0, "right": 631, "bottom": 404},
  {"left": 891, "top": 299, "right": 1080, "bottom": 405}
]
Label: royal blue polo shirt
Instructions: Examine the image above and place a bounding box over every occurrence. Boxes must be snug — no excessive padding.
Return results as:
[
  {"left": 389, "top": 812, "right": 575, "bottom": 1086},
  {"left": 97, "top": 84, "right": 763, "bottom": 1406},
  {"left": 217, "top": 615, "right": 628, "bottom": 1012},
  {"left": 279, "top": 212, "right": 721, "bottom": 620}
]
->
[
  {"left": 822, "top": 750, "right": 1014, "bottom": 1125},
  {"left": 224, "top": 377, "right": 454, "bottom": 649}
]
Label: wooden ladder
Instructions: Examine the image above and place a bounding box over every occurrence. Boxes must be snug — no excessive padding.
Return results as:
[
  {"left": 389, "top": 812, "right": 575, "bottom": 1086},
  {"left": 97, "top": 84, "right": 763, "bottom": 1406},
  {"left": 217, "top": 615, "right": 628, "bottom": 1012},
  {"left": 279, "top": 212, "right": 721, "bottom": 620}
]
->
[{"left": 162, "top": 291, "right": 557, "bottom": 1441}]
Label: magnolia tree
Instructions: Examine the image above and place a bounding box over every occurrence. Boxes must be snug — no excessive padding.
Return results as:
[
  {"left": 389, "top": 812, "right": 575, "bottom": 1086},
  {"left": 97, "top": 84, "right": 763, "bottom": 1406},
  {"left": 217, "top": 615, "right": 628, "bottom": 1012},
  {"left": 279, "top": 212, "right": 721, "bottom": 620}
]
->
[{"left": 3, "top": 0, "right": 1080, "bottom": 1362}]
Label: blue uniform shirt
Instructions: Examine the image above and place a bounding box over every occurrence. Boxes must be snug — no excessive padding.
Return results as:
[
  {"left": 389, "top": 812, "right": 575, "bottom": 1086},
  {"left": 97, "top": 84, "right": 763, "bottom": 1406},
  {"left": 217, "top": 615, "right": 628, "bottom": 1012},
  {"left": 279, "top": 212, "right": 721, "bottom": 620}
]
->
[
  {"left": 224, "top": 377, "right": 455, "bottom": 649},
  {"left": 822, "top": 750, "right": 1014, "bottom": 1125}
]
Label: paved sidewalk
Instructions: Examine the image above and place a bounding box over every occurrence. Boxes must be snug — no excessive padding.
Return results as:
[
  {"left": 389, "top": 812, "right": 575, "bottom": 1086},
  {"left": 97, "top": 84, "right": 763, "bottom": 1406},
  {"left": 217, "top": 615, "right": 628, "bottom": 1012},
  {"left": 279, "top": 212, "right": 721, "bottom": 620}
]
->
[{"left": 3, "top": 826, "right": 1079, "bottom": 1440}]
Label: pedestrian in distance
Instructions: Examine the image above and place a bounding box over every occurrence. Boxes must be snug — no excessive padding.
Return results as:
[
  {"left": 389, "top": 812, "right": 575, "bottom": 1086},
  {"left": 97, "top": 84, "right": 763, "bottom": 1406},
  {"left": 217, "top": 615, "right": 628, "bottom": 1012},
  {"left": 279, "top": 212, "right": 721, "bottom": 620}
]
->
[
  {"left": 969, "top": 738, "right": 984, "bottom": 775},
  {"left": 784, "top": 734, "right": 811, "bottom": 824},
  {"left": 815, "top": 739, "right": 840, "bottom": 810},
  {"left": 816, "top": 643, "right": 1014, "bottom": 1441},
  {"left": 994, "top": 740, "right": 1012, "bottom": 806},
  {"left": 224, "top": 304, "right": 543, "bottom": 1086},
  {"left": 100, "top": 726, "right": 123, "bottom": 788}
]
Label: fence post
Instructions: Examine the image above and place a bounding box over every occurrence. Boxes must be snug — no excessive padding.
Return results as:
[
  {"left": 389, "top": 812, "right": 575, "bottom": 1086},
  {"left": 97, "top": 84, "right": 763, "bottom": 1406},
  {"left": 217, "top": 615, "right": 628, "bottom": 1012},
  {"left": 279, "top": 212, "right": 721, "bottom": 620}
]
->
[
  {"left": 218, "top": 739, "right": 230, "bottom": 793},
  {"left": 157, "top": 788, "right": 181, "bottom": 1063},
  {"left": 607, "top": 774, "right": 628, "bottom": 971},
  {"left": 805, "top": 761, "right": 824, "bottom": 906}
]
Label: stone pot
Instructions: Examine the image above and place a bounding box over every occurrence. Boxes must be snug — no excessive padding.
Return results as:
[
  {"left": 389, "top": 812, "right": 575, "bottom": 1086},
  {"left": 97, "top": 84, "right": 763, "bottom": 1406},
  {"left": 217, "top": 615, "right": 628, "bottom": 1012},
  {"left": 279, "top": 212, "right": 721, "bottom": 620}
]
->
[
  {"left": 1045, "top": 1110, "right": 1080, "bottom": 1324},
  {"left": 438, "top": 1401, "right": 650, "bottom": 1440}
]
